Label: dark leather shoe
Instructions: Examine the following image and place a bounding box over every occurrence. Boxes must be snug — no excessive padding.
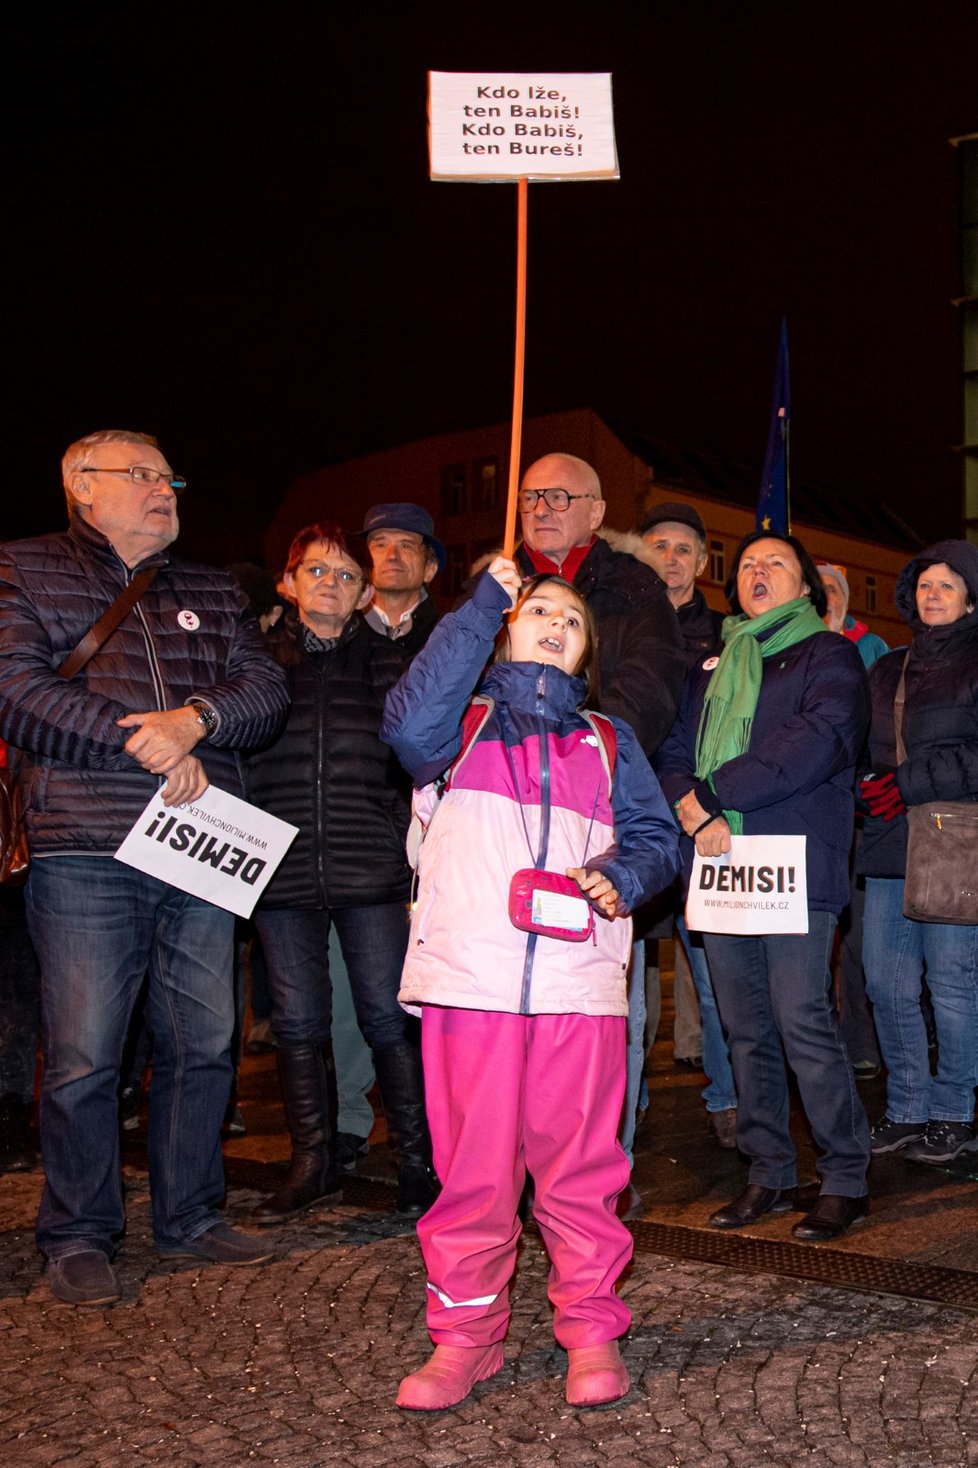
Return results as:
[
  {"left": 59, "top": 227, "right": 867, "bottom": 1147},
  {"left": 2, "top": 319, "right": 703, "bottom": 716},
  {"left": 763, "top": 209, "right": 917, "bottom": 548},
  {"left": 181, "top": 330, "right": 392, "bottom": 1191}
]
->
[
  {"left": 792, "top": 1193, "right": 868, "bottom": 1242},
  {"left": 159, "top": 1223, "right": 277, "bottom": 1266},
  {"left": 48, "top": 1250, "right": 120, "bottom": 1306},
  {"left": 709, "top": 1183, "right": 795, "bottom": 1230}
]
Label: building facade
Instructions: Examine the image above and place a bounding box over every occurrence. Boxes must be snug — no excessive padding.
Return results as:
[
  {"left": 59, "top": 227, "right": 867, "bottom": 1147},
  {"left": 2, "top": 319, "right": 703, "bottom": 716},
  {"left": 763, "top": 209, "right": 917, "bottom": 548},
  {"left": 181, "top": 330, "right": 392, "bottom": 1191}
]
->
[{"left": 265, "top": 408, "right": 921, "bottom": 646}]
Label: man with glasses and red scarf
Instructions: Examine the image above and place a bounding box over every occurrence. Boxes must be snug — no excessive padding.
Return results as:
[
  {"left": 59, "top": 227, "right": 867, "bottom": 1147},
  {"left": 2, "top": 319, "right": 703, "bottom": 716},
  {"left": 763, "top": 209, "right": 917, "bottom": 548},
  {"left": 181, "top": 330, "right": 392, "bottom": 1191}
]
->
[
  {"left": 515, "top": 454, "right": 685, "bottom": 757},
  {"left": 473, "top": 453, "right": 685, "bottom": 1205},
  {"left": 0, "top": 429, "right": 287, "bottom": 1306}
]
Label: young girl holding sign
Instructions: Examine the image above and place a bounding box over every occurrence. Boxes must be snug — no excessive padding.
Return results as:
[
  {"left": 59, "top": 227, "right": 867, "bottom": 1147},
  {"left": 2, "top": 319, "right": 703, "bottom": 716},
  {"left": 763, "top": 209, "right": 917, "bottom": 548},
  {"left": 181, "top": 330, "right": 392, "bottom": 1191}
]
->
[{"left": 381, "top": 558, "right": 679, "bottom": 1411}]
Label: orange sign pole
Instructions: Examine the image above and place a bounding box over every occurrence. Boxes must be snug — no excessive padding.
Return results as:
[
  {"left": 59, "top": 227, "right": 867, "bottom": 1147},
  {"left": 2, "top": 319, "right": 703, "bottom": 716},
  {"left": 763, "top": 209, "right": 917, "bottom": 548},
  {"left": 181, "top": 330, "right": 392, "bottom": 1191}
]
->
[{"left": 502, "top": 176, "right": 529, "bottom": 561}]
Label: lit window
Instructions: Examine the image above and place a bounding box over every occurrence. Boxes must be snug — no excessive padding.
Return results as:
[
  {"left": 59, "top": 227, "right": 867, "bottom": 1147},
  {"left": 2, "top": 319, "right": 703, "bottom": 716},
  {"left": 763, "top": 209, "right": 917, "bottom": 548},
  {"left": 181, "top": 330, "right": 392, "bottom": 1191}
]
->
[
  {"left": 472, "top": 459, "right": 499, "bottom": 512},
  {"left": 441, "top": 463, "right": 467, "bottom": 518},
  {"left": 866, "top": 575, "right": 877, "bottom": 614},
  {"left": 709, "top": 539, "right": 725, "bottom": 583}
]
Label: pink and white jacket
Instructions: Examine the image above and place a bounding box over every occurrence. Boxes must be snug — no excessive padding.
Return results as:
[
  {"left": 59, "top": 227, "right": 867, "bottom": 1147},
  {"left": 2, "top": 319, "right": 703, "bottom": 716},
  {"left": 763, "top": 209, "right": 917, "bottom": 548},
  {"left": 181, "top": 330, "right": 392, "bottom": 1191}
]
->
[{"left": 381, "top": 575, "right": 680, "bottom": 1017}]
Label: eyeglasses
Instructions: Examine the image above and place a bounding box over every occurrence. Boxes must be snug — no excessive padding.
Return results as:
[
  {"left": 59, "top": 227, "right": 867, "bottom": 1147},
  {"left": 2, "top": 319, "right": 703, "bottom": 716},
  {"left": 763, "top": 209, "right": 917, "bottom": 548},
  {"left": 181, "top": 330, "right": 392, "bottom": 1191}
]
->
[
  {"left": 297, "top": 562, "right": 362, "bottom": 585},
  {"left": 518, "top": 488, "right": 594, "bottom": 513},
  {"left": 80, "top": 465, "right": 187, "bottom": 493}
]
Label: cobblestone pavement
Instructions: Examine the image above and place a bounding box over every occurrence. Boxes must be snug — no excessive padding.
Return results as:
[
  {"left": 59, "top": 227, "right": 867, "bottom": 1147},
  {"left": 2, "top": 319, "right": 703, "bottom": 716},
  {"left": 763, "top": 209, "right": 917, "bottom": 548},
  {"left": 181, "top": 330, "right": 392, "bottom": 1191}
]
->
[{"left": 1, "top": 1170, "right": 975, "bottom": 1467}]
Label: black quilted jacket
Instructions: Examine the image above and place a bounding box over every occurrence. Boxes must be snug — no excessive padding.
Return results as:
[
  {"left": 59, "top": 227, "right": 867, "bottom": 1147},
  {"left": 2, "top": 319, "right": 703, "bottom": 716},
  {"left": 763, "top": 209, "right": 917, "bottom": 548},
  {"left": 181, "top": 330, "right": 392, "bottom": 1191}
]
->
[
  {"left": 247, "top": 611, "right": 412, "bottom": 910},
  {"left": 0, "top": 516, "right": 289, "bottom": 854},
  {"left": 858, "top": 539, "right": 978, "bottom": 878}
]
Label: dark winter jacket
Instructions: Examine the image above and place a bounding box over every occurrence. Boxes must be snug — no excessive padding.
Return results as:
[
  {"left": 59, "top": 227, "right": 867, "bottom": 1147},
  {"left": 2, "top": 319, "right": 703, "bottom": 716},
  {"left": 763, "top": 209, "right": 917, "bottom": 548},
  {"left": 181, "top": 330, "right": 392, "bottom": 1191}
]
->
[
  {"left": 858, "top": 539, "right": 978, "bottom": 878},
  {"left": 247, "top": 611, "right": 412, "bottom": 909},
  {"left": 676, "top": 587, "right": 725, "bottom": 668},
  {"left": 0, "top": 516, "right": 288, "bottom": 855},
  {"left": 656, "top": 627, "right": 870, "bottom": 914},
  {"left": 360, "top": 592, "right": 438, "bottom": 661}
]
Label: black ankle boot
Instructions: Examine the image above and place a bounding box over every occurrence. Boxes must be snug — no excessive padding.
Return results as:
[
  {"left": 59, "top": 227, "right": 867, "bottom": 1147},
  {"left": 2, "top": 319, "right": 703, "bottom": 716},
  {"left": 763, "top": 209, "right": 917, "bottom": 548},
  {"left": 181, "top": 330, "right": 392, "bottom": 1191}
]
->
[
  {"left": 252, "top": 1045, "right": 343, "bottom": 1225},
  {"left": 372, "top": 1042, "right": 438, "bottom": 1217},
  {"left": 0, "top": 1094, "right": 37, "bottom": 1173}
]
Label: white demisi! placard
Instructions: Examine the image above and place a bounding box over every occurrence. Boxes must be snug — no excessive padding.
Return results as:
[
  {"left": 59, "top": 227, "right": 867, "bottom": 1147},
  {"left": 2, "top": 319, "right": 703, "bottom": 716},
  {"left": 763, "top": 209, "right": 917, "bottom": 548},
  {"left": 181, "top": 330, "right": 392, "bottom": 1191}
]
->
[
  {"left": 429, "top": 71, "right": 619, "bottom": 182},
  {"left": 685, "top": 835, "right": 809, "bottom": 936},
  {"left": 115, "top": 785, "right": 298, "bottom": 918}
]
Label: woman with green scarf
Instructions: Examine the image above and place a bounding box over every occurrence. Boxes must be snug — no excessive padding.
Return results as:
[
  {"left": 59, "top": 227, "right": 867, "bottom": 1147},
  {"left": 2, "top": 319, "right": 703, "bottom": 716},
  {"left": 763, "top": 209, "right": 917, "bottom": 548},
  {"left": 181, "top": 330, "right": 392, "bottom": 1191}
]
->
[{"left": 656, "top": 532, "right": 872, "bottom": 1243}]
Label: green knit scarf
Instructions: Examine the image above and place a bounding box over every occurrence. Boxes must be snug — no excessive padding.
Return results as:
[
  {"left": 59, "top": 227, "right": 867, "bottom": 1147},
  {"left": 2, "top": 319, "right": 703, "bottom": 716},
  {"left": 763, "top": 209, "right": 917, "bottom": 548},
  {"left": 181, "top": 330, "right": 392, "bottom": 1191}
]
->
[{"left": 694, "top": 596, "right": 829, "bottom": 834}]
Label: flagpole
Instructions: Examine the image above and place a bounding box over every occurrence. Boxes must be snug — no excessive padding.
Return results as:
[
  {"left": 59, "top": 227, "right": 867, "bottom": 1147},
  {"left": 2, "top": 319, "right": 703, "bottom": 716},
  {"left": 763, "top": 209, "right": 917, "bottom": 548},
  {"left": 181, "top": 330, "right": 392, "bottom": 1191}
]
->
[
  {"left": 502, "top": 177, "right": 529, "bottom": 561},
  {"left": 784, "top": 413, "right": 792, "bottom": 534},
  {"left": 755, "top": 318, "right": 791, "bottom": 535}
]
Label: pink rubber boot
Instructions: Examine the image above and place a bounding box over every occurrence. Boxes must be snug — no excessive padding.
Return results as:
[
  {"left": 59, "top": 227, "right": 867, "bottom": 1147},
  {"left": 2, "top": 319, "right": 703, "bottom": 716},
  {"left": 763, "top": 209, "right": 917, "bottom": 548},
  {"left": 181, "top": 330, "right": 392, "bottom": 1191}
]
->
[
  {"left": 565, "top": 1342, "right": 629, "bottom": 1407},
  {"left": 396, "top": 1343, "right": 505, "bottom": 1410}
]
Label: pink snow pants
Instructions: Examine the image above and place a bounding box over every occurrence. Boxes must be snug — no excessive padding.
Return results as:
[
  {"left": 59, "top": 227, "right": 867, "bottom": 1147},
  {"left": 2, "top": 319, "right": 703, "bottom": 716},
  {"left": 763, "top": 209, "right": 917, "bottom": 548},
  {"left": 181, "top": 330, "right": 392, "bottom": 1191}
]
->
[{"left": 418, "top": 1006, "right": 632, "bottom": 1349}]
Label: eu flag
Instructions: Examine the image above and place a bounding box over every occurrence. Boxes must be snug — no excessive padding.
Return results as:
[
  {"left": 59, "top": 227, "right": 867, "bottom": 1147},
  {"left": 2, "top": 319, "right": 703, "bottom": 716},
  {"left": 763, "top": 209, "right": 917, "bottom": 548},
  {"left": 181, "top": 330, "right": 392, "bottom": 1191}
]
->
[{"left": 756, "top": 319, "right": 790, "bottom": 534}]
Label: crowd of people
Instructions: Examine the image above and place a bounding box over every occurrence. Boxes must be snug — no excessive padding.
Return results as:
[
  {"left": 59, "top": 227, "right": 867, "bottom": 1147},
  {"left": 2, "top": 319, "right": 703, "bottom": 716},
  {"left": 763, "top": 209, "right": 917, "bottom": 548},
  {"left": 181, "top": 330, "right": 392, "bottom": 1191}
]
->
[{"left": 0, "top": 429, "right": 974, "bottom": 1414}]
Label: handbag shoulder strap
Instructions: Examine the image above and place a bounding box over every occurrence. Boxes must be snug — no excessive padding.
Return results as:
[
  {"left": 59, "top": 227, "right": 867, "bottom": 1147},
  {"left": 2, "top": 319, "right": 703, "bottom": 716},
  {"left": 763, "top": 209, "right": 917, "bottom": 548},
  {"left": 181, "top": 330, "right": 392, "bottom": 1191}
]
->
[
  {"left": 56, "top": 567, "right": 158, "bottom": 680},
  {"left": 893, "top": 651, "right": 910, "bottom": 765}
]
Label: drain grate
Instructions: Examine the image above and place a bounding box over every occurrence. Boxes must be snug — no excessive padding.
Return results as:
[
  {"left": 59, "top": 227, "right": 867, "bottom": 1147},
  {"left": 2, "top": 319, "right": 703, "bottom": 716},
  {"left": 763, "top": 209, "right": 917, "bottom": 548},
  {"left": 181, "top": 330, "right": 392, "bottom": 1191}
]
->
[
  {"left": 628, "top": 1218, "right": 978, "bottom": 1312},
  {"left": 219, "top": 1156, "right": 978, "bottom": 1314}
]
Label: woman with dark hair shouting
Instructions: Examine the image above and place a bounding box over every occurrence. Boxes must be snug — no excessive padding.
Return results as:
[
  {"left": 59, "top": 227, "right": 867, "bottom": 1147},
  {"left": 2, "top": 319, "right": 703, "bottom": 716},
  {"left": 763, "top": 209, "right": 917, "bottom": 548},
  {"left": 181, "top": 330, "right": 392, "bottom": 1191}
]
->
[{"left": 657, "top": 531, "right": 872, "bottom": 1242}]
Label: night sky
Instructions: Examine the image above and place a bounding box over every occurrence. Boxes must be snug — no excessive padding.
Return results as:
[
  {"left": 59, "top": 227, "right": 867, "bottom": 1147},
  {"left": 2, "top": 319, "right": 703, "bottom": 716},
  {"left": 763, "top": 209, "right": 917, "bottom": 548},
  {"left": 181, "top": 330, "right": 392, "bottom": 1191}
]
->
[{"left": 7, "top": 4, "right": 976, "bottom": 563}]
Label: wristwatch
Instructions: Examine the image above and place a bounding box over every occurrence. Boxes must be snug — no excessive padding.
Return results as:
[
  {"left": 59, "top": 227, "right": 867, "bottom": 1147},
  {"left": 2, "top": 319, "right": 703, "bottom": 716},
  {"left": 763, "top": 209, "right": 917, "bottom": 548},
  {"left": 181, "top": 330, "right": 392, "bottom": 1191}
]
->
[{"left": 189, "top": 700, "right": 218, "bottom": 738}]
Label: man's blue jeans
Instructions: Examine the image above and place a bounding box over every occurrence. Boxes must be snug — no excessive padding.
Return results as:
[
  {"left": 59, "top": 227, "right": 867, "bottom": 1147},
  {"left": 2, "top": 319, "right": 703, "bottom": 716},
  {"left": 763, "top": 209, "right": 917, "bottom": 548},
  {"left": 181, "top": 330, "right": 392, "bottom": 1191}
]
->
[
  {"left": 704, "top": 913, "right": 870, "bottom": 1196},
  {"left": 26, "top": 857, "right": 235, "bottom": 1259},
  {"left": 863, "top": 877, "right": 978, "bottom": 1124},
  {"left": 254, "top": 903, "right": 410, "bottom": 1053}
]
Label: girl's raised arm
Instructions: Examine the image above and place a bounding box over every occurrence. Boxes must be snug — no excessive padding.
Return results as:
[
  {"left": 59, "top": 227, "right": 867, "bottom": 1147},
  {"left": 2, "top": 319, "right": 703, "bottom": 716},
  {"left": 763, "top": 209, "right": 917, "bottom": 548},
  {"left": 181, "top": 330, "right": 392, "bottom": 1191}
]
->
[{"left": 381, "top": 566, "right": 515, "bottom": 785}]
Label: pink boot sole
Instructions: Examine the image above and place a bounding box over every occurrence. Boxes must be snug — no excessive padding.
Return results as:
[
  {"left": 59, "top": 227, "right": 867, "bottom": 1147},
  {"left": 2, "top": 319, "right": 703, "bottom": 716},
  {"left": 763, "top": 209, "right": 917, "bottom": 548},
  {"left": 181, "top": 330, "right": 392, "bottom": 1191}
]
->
[
  {"left": 565, "top": 1342, "right": 629, "bottom": 1407},
  {"left": 396, "top": 1343, "right": 505, "bottom": 1410}
]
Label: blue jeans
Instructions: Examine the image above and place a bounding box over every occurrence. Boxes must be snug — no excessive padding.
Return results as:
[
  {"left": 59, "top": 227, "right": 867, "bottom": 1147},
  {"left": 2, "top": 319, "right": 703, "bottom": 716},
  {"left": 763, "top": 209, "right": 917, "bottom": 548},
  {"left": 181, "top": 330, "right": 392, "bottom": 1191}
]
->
[
  {"left": 254, "top": 903, "right": 410, "bottom": 1054},
  {"left": 863, "top": 877, "right": 978, "bottom": 1123},
  {"left": 328, "top": 924, "right": 376, "bottom": 1138},
  {"left": 26, "top": 857, "right": 235, "bottom": 1258},
  {"left": 676, "top": 916, "right": 737, "bottom": 1113},
  {"left": 704, "top": 913, "right": 870, "bottom": 1196},
  {"left": 620, "top": 940, "right": 645, "bottom": 1166}
]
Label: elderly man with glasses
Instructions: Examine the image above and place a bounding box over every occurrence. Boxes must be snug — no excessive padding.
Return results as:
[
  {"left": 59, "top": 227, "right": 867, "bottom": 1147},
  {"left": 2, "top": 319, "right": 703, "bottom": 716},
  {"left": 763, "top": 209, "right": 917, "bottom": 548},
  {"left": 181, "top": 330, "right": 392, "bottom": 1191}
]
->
[
  {"left": 0, "top": 428, "right": 288, "bottom": 1305},
  {"left": 498, "top": 454, "right": 686, "bottom": 1205},
  {"left": 515, "top": 454, "right": 685, "bottom": 759}
]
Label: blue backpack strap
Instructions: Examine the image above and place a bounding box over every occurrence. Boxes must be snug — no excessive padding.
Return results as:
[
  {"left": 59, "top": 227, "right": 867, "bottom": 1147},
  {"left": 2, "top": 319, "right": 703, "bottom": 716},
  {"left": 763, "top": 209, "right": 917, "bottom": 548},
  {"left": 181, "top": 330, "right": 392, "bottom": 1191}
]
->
[
  {"left": 440, "top": 695, "right": 495, "bottom": 794},
  {"left": 581, "top": 710, "right": 617, "bottom": 795}
]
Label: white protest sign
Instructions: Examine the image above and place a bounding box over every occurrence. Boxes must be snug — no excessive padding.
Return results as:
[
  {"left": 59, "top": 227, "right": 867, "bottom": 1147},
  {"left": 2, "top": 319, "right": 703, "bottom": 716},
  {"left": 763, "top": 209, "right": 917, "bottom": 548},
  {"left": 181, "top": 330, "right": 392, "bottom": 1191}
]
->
[
  {"left": 429, "top": 72, "right": 619, "bottom": 182},
  {"left": 685, "top": 835, "right": 809, "bottom": 936},
  {"left": 115, "top": 784, "right": 298, "bottom": 919}
]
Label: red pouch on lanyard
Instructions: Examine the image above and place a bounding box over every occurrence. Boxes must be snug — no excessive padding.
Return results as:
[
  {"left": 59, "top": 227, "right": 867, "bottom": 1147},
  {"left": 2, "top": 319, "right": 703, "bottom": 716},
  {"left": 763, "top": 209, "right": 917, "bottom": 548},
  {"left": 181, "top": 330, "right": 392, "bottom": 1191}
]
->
[{"left": 508, "top": 869, "right": 595, "bottom": 942}]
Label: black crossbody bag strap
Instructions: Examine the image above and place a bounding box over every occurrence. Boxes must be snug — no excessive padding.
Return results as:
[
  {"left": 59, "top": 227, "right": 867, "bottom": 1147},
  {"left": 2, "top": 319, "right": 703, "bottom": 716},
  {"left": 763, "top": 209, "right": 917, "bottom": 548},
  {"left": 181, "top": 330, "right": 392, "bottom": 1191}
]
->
[{"left": 55, "top": 568, "right": 158, "bottom": 680}]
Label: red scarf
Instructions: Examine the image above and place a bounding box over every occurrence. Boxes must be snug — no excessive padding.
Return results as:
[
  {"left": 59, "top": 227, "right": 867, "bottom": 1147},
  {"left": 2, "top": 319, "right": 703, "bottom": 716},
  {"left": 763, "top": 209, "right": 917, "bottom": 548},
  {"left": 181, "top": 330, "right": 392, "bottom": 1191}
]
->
[{"left": 523, "top": 537, "right": 595, "bottom": 583}]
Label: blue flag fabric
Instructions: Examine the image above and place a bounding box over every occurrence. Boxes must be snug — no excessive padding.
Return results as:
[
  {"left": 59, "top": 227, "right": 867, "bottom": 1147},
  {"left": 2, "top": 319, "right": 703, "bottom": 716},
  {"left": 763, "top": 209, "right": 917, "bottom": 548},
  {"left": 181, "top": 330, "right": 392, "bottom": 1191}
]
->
[{"left": 756, "top": 319, "right": 790, "bottom": 534}]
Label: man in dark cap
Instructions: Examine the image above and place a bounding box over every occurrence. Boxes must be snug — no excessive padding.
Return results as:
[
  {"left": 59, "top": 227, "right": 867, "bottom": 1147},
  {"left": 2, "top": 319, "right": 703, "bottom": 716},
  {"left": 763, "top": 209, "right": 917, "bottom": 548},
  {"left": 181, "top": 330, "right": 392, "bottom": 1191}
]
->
[
  {"left": 640, "top": 502, "right": 724, "bottom": 664},
  {"left": 640, "top": 501, "right": 737, "bottom": 1148},
  {"left": 360, "top": 503, "right": 446, "bottom": 658},
  {"left": 335, "top": 503, "right": 446, "bottom": 1170}
]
